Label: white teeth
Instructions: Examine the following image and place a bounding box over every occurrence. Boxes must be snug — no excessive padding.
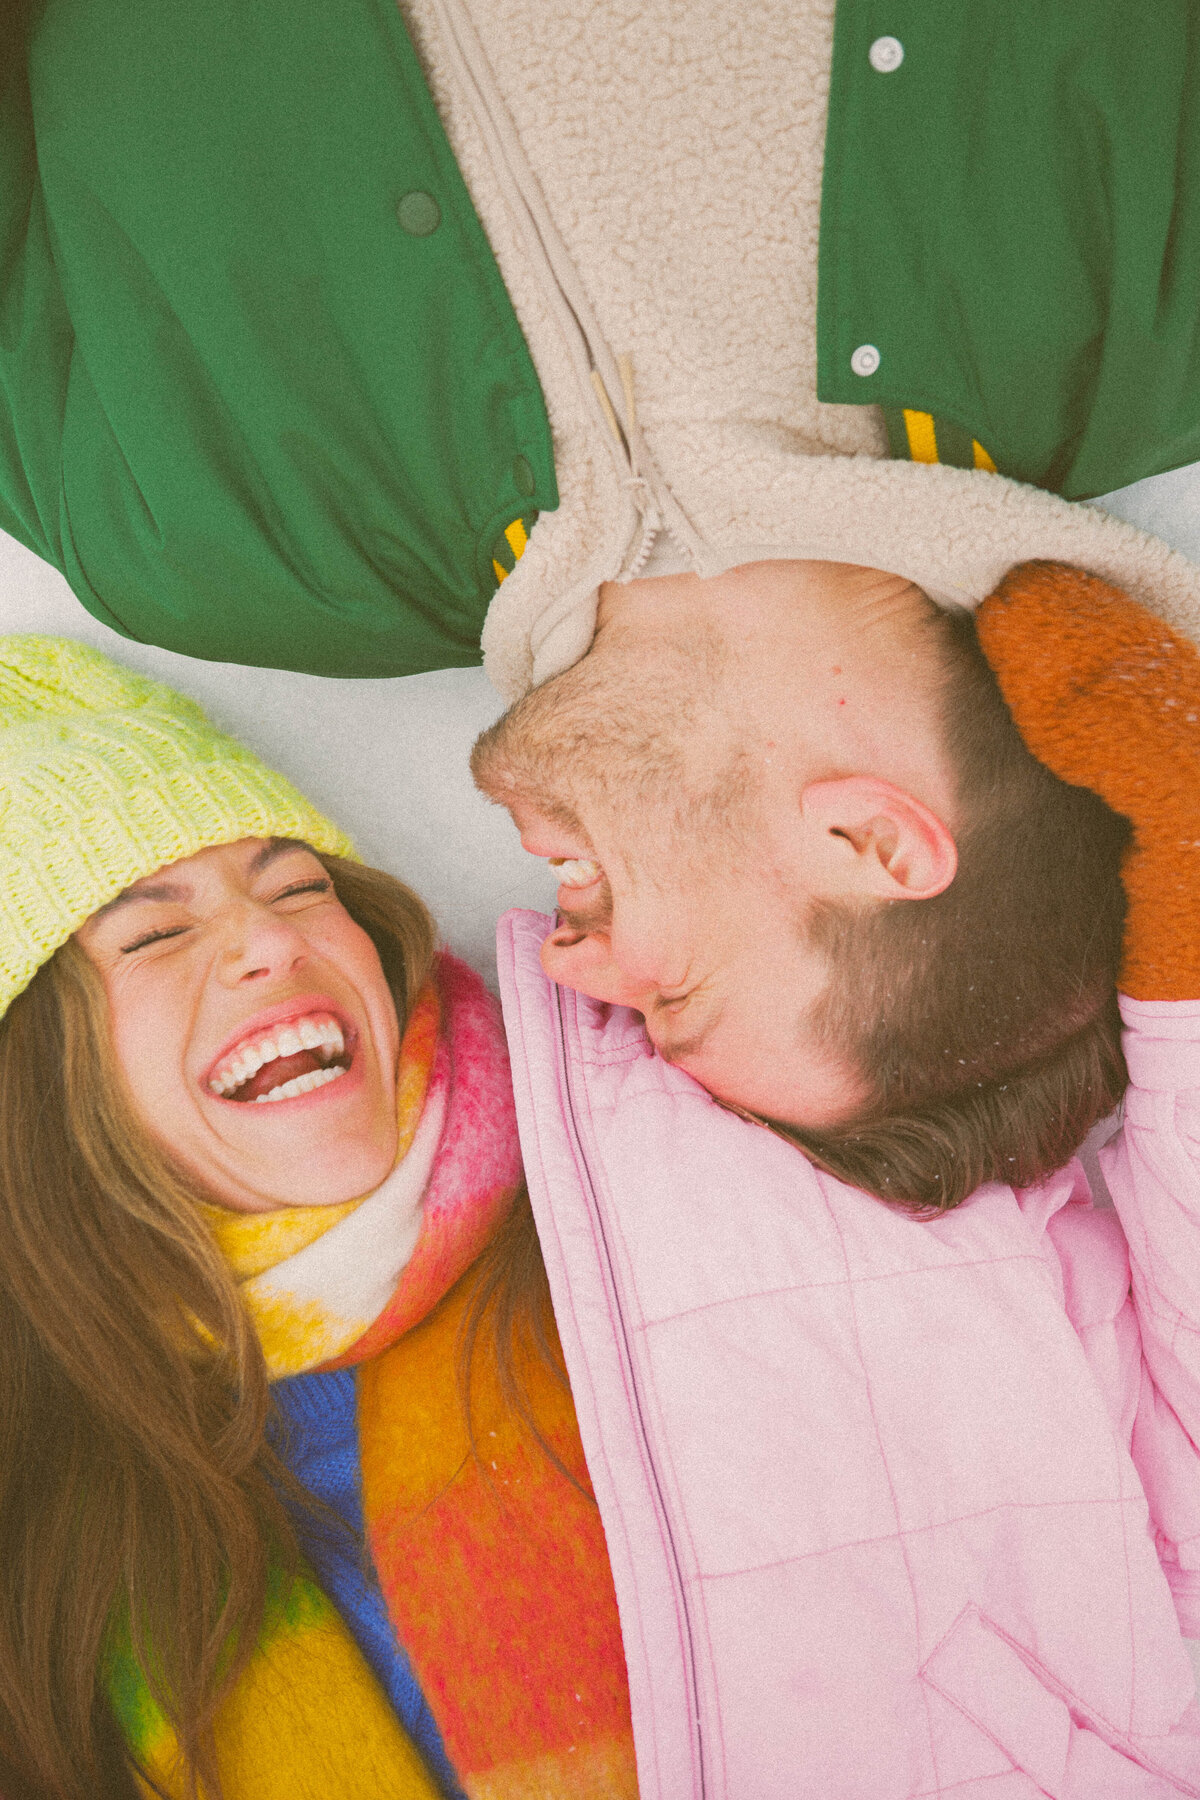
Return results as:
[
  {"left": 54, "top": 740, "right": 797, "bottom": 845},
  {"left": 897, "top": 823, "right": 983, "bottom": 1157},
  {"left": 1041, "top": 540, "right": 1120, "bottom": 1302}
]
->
[
  {"left": 207, "top": 1012, "right": 348, "bottom": 1096},
  {"left": 549, "top": 857, "right": 600, "bottom": 887},
  {"left": 253, "top": 1064, "right": 347, "bottom": 1103}
]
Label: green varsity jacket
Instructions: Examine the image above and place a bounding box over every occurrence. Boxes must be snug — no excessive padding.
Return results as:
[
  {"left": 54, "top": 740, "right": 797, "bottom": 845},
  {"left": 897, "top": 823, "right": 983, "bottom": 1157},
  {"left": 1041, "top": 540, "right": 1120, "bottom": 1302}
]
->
[
  {"left": 821, "top": 0, "right": 1200, "bottom": 498},
  {"left": 1, "top": 0, "right": 1198, "bottom": 675}
]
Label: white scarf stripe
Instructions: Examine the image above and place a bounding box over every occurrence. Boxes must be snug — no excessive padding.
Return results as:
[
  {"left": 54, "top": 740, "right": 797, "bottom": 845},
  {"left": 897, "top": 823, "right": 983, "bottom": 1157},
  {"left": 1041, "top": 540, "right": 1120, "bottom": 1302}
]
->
[{"left": 254, "top": 1077, "right": 447, "bottom": 1351}]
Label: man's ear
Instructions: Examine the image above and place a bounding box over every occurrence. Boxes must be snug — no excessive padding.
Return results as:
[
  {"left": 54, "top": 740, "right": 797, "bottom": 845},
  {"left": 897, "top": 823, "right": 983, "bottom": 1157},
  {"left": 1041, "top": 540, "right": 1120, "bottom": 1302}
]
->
[{"left": 798, "top": 776, "right": 958, "bottom": 901}]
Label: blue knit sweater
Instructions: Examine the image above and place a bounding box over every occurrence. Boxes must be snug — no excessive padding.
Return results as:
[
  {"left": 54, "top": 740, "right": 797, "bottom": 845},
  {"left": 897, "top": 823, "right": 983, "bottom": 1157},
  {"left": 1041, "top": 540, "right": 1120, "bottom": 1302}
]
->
[{"left": 270, "top": 1369, "right": 466, "bottom": 1799}]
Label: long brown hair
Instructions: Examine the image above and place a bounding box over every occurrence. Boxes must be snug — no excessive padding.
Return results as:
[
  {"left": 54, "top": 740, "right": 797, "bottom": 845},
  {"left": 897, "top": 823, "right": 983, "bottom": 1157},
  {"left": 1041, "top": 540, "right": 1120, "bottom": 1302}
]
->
[{"left": 0, "top": 854, "right": 538, "bottom": 1799}]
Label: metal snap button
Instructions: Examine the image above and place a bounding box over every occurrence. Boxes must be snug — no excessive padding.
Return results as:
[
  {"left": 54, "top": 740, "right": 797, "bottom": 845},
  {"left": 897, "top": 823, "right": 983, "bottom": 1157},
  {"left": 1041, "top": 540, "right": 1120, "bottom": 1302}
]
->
[
  {"left": 868, "top": 35, "right": 904, "bottom": 72},
  {"left": 850, "top": 344, "right": 881, "bottom": 377}
]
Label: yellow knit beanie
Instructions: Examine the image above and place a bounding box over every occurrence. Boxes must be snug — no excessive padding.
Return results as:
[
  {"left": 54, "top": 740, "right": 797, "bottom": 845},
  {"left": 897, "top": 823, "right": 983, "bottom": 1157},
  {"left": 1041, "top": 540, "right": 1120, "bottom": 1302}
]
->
[{"left": 0, "top": 637, "right": 356, "bottom": 1017}]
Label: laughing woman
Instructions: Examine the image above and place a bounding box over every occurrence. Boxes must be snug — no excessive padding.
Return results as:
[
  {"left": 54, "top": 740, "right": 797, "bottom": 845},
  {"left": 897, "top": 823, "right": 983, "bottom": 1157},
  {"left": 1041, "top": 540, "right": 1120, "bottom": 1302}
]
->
[{"left": 0, "top": 637, "right": 637, "bottom": 1800}]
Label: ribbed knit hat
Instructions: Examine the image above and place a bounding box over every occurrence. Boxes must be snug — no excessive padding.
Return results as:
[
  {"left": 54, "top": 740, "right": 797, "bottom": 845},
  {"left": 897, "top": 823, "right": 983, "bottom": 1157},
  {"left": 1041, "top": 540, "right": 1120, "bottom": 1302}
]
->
[{"left": 0, "top": 637, "right": 356, "bottom": 1017}]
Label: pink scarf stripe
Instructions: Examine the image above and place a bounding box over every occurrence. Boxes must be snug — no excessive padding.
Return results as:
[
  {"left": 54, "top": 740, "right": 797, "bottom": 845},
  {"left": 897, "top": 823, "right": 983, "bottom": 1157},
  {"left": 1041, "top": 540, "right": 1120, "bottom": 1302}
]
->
[{"left": 324, "top": 954, "right": 522, "bottom": 1370}]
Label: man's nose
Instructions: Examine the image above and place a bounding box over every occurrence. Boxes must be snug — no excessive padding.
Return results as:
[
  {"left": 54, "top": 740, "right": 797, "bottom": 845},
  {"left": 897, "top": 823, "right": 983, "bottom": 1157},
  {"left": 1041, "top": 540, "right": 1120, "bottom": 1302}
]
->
[{"left": 216, "top": 902, "right": 309, "bottom": 986}]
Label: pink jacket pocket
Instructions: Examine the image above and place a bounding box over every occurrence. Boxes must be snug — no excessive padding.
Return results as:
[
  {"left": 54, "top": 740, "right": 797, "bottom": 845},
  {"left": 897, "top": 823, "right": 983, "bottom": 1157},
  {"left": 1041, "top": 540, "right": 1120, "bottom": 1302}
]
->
[{"left": 921, "top": 1607, "right": 1200, "bottom": 1797}]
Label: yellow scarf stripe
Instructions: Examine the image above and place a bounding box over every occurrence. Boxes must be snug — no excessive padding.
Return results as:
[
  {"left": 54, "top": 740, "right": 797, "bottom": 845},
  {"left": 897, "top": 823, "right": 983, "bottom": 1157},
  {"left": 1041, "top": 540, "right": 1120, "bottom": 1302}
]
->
[
  {"left": 394, "top": 979, "right": 440, "bottom": 1164},
  {"left": 112, "top": 1573, "right": 441, "bottom": 1800},
  {"left": 199, "top": 1192, "right": 362, "bottom": 1280}
]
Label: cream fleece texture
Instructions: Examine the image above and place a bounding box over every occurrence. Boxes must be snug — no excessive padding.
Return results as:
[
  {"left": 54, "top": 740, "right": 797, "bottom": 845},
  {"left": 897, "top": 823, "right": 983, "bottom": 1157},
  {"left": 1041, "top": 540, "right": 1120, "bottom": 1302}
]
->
[{"left": 403, "top": 0, "right": 1200, "bottom": 698}]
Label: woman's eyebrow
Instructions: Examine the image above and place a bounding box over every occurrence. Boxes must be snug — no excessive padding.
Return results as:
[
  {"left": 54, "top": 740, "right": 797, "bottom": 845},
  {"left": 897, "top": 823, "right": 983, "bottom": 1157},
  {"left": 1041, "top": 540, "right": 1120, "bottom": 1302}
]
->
[
  {"left": 247, "top": 836, "right": 307, "bottom": 875},
  {"left": 94, "top": 839, "right": 305, "bottom": 918},
  {"left": 92, "top": 877, "right": 190, "bottom": 917}
]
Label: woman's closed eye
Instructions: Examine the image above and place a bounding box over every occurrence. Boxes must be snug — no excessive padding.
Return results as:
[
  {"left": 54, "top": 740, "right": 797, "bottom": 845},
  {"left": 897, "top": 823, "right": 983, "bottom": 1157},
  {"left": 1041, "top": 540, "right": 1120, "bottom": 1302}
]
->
[
  {"left": 268, "top": 877, "right": 333, "bottom": 905},
  {"left": 119, "top": 879, "right": 333, "bottom": 953},
  {"left": 121, "top": 923, "right": 190, "bottom": 954}
]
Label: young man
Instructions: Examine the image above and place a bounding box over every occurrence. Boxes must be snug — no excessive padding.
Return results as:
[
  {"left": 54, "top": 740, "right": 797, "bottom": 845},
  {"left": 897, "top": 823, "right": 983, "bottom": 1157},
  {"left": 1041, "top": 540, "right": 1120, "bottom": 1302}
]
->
[
  {"left": 2, "top": 0, "right": 1200, "bottom": 687},
  {"left": 472, "top": 557, "right": 1129, "bottom": 1205},
  {"left": 482, "top": 564, "right": 1200, "bottom": 1795}
]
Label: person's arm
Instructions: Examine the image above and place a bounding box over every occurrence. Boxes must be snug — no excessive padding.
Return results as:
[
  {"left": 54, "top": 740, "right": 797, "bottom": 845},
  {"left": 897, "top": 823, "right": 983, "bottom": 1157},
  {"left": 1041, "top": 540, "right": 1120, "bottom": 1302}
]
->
[
  {"left": 976, "top": 561, "right": 1200, "bottom": 1005},
  {"left": 979, "top": 563, "right": 1200, "bottom": 1621},
  {"left": 0, "top": 0, "right": 69, "bottom": 569}
]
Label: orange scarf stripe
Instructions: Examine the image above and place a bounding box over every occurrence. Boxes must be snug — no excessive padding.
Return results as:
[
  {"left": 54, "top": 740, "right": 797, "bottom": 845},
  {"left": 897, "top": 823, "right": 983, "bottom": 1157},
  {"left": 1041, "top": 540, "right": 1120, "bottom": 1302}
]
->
[{"left": 357, "top": 1273, "right": 637, "bottom": 1795}]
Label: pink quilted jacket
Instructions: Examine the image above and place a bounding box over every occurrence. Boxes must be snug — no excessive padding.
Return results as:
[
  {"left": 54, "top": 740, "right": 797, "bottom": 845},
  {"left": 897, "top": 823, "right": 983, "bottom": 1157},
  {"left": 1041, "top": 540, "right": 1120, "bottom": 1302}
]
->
[{"left": 498, "top": 909, "right": 1200, "bottom": 1799}]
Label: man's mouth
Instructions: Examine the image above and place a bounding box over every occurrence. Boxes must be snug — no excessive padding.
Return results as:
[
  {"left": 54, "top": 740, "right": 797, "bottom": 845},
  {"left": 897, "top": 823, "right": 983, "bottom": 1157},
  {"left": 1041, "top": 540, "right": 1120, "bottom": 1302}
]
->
[
  {"left": 549, "top": 856, "right": 601, "bottom": 888},
  {"left": 207, "top": 1013, "right": 352, "bottom": 1104}
]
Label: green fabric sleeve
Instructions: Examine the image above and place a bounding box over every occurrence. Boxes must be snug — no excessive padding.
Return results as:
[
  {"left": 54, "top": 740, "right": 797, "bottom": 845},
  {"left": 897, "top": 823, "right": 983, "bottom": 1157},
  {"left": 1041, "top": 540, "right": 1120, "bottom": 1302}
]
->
[
  {"left": 0, "top": 0, "right": 70, "bottom": 567},
  {"left": 819, "top": 0, "right": 1200, "bottom": 499},
  {"left": 2, "top": 0, "right": 557, "bottom": 675}
]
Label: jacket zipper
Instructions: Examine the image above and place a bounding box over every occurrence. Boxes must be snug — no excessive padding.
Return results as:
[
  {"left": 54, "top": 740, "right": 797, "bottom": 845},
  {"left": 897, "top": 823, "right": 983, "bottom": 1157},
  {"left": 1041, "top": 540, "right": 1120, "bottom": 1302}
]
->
[
  {"left": 420, "top": 0, "right": 670, "bottom": 575},
  {"left": 552, "top": 981, "right": 708, "bottom": 1800}
]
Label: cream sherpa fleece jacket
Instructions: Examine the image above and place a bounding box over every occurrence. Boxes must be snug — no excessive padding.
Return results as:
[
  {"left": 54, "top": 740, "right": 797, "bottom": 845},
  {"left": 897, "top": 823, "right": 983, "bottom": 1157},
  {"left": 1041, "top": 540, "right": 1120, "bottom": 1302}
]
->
[{"left": 403, "top": 0, "right": 1200, "bottom": 699}]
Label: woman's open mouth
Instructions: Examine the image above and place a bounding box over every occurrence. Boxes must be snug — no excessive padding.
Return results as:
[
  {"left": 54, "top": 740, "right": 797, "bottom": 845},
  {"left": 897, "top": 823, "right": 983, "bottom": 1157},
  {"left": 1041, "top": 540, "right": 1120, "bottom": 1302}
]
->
[{"left": 206, "top": 1012, "right": 354, "bottom": 1104}]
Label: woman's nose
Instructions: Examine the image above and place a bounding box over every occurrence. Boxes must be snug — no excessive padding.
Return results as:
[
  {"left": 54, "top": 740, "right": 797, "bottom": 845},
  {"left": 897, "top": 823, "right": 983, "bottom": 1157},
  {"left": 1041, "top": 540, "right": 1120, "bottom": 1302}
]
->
[{"left": 216, "top": 903, "right": 309, "bottom": 985}]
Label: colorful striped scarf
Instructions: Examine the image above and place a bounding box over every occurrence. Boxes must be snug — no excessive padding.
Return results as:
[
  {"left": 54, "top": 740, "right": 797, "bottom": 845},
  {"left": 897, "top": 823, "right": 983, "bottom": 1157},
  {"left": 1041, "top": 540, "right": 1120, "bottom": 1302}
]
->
[{"left": 108, "top": 954, "right": 636, "bottom": 1799}]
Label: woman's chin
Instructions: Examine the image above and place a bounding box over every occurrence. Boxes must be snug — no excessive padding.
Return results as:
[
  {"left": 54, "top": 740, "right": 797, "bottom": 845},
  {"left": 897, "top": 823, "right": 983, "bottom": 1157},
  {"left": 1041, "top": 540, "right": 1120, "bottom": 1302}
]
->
[
  {"left": 194, "top": 1077, "right": 400, "bottom": 1211},
  {"left": 214, "top": 1143, "right": 396, "bottom": 1211}
]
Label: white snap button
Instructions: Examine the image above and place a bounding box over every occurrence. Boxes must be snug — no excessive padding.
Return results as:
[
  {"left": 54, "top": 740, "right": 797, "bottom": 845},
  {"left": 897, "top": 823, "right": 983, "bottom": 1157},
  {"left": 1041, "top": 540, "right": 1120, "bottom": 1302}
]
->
[
  {"left": 868, "top": 35, "right": 904, "bottom": 72},
  {"left": 850, "top": 343, "right": 881, "bottom": 377}
]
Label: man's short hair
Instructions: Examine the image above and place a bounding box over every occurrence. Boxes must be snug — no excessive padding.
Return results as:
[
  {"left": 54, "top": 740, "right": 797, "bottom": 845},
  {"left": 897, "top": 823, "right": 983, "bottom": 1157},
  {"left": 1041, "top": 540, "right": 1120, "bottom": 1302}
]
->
[{"left": 780, "top": 606, "right": 1131, "bottom": 1210}]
